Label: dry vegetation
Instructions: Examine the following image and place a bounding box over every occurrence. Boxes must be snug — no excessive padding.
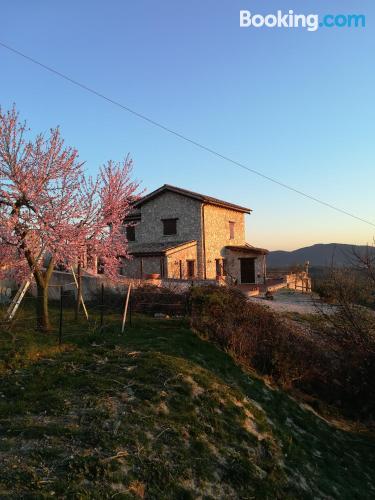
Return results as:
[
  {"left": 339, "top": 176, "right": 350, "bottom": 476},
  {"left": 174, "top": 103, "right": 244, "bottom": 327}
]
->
[
  {"left": 189, "top": 285, "right": 375, "bottom": 422},
  {"left": 0, "top": 285, "right": 374, "bottom": 498}
]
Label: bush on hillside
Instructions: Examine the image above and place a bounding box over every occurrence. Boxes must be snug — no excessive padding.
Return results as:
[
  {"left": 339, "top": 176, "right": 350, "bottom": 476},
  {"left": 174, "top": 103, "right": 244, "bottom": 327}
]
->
[
  {"left": 189, "top": 286, "right": 322, "bottom": 386},
  {"left": 189, "top": 286, "right": 375, "bottom": 421},
  {"left": 315, "top": 302, "right": 375, "bottom": 417},
  {"left": 314, "top": 267, "right": 374, "bottom": 308},
  {"left": 314, "top": 265, "right": 375, "bottom": 416},
  {"left": 131, "top": 285, "right": 188, "bottom": 316}
]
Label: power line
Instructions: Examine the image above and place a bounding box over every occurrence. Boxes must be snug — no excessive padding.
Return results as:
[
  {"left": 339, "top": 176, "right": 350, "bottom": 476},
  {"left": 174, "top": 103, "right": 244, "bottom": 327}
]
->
[{"left": 1, "top": 40, "right": 374, "bottom": 229}]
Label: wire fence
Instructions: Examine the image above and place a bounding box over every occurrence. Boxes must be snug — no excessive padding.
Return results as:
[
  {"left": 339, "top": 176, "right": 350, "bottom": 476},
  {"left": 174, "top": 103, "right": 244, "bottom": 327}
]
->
[{"left": 0, "top": 284, "right": 189, "bottom": 347}]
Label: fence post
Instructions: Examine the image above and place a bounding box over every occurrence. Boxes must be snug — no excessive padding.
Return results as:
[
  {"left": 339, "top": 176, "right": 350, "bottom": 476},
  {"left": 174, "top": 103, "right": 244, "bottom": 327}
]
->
[
  {"left": 185, "top": 293, "right": 190, "bottom": 317},
  {"left": 121, "top": 284, "right": 132, "bottom": 334},
  {"left": 59, "top": 285, "right": 63, "bottom": 345},
  {"left": 100, "top": 283, "right": 104, "bottom": 330},
  {"left": 129, "top": 295, "right": 132, "bottom": 327}
]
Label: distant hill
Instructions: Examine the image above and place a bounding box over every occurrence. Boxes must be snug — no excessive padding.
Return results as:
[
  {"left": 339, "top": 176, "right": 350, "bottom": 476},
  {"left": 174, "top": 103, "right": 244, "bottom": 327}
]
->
[{"left": 268, "top": 243, "right": 374, "bottom": 269}]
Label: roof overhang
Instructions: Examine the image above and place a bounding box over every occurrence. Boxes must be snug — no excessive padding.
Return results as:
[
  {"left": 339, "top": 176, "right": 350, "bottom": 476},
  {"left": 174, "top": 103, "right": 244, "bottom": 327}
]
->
[
  {"left": 133, "top": 184, "right": 252, "bottom": 214},
  {"left": 129, "top": 240, "right": 197, "bottom": 257},
  {"left": 225, "top": 244, "right": 269, "bottom": 255},
  {"left": 124, "top": 211, "right": 142, "bottom": 222}
]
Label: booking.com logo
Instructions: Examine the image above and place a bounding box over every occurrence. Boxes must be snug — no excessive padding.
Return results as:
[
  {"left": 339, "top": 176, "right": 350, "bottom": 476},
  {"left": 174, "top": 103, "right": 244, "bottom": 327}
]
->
[{"left": 240, "top": 10, "right": 366, "bottom": 32}]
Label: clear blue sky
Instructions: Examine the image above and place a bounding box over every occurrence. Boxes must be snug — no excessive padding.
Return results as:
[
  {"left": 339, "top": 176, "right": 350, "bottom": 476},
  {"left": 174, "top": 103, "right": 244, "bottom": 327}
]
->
[{"left": 1, "top": 1, "right": 374, "bottom": 250}]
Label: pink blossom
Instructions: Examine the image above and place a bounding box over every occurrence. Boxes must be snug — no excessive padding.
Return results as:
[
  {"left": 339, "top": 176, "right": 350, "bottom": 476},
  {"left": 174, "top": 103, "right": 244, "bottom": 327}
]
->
[{"left": 0, "top": 106, "right": 141, "bottom": 285}]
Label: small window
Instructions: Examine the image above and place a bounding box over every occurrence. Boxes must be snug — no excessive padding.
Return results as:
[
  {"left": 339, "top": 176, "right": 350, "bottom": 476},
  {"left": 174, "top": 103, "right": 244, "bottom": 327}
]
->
[
  {"left": 229, "top": 221, "right": 235, "bottom": 240},
  {"left": 187, "top": 260, "right": 195, "bottom": 278},
  {"left": 126, "top": 225, "right": 135, "bottom": 241},
  {"left": 162, "top": 218, "right": 177, "bottom": 235}
]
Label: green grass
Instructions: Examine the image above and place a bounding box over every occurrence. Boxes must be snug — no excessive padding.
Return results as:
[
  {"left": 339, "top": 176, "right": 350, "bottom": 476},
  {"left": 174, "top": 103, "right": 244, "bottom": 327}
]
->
[{"left": 0, "top": 303, "right": 374, "bottom": 499}]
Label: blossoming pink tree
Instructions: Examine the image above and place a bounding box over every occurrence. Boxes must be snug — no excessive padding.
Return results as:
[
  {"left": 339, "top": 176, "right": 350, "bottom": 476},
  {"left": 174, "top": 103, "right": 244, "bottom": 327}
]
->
[
  {"left": 0, "top": 107, "right": 140, "bottom": 331},
  {"left": 72, "top": 157, "right": 140, "bottom": 318}
]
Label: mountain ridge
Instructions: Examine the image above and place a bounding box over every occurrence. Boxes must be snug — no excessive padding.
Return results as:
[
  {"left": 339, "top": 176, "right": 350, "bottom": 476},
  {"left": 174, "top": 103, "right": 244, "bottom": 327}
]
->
[{"left": 268, "top": 242, "right": 374, "bottom": 268}]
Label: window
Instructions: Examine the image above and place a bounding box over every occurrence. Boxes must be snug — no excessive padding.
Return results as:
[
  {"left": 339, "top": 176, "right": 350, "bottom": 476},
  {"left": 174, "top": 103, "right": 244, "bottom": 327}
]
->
[
  {"left": 240, "top": 258, "right": 256, "bottom": 284},
  {"left": 126, "top": 225, "right": 136, "bottom": 241},
  {"left": 229, "top": 221, "right": 235, "bottom": 240},
  {"left": 162, "top": 218, "right": 177, "bottom": 235},
  {"left": 187, "top": 260, "right": 195, "bottom": 278}
]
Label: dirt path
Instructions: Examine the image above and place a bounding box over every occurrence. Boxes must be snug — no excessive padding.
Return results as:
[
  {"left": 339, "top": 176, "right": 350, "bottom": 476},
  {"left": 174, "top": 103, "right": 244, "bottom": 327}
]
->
[{"left": 249, "top": 289, "right": 333, "bottom": 315}]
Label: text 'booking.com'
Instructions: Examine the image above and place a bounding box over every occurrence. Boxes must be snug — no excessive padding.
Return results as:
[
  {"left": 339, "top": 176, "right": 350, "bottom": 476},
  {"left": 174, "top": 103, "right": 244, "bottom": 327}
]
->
[{"left": 240, "top": 10, "right": 366, "bottom": 32}]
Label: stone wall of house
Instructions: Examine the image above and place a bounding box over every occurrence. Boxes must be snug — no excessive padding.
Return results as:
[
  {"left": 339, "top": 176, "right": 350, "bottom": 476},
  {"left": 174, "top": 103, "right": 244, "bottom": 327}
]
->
[
  {"left": 120, "top": 256, "right": 141, "bottom": 278},
  {"left": 124, "top": 191, "right": 264, "bottom": 283},
  {"left": 128, "top": 192, "right": 205, "bottom": 278},
  {"left": 121, "top": 255, "right": 163, "bottom": 278},
  {"left": 131, "top": 192, "right": 202, "bottom": 244},
  {"left": 141, "top": 257, "right": 163, "bottom": 276},
  {"left": 224, "top": 249, "right": 266, "bottom": 285},
  {"left": 202, "top": 205, "right": 246, "bottom": 279},
  {"left": 166, "top": 242, "right": 198, "bottom": 279},
  {"left": 120, "top": 243, "right": 199, "bottom": 280}
]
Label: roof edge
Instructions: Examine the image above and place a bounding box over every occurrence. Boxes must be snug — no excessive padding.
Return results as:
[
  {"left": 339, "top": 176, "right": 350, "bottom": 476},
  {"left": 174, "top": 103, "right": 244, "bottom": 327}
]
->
[
  {"left": 134, "top": 184, "right": 252, "bottom": 214},
  {"left": 225, "top": 244, "right": 269, "bottom": 255},
  {"left": 129, "top": 239, "right": 197, "bottom": 257}
]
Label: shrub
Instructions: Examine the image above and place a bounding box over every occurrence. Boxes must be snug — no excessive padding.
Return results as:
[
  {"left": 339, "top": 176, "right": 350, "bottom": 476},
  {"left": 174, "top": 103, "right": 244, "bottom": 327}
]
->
[
  {"left": 315, "top": 305, "right": 375, "bottom": 417},
  {"left": 314, "top": 267, "right": 374, "bottom": 308},
  {"left": 189, "top": 286, "right": 321, "bottom": 387},
  {"left": 131, "top": 285, "right": 188, "bottom": 316},
  {"left": 314, "top": 266, "right": 375, "bottom": 417},
  {"left": 189, "top": 286, "right": 375, "bottom": 421}
]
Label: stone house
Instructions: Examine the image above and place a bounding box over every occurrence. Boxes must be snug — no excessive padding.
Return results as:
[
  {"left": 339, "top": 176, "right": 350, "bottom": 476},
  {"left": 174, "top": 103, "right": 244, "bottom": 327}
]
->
[{"left": 120, "top": 185, "right": 268, "bottom": 285}]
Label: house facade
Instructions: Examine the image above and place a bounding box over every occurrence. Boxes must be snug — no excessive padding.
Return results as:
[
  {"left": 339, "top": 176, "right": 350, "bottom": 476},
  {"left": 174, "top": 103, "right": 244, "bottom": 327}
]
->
[{"left": 120, "top": 185, "right": 268, "bottom": 285}]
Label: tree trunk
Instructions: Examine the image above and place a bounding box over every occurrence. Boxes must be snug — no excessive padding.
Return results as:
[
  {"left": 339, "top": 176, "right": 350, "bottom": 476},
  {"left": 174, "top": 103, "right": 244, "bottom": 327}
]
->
[
  {"left": 75, "top": 261, "right": 82, "bottom": 320},
  {"left": 36, "top": 283, "right": 51, "bottom": 332},
  {"left": 34, "top": 256, "right": 54, "bottom": 332}
]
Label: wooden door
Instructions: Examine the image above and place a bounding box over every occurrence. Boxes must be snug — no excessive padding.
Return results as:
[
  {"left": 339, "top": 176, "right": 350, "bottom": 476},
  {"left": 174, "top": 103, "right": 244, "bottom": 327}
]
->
[{"left": 240, "top": 258, "right": 255, "bottom": 284}]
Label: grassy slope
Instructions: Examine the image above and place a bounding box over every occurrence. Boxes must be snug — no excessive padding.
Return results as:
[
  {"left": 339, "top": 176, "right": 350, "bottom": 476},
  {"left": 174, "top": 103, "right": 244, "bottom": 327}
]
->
[{"left": 0, "top": 309, "right": 374, "bottom": 499}]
